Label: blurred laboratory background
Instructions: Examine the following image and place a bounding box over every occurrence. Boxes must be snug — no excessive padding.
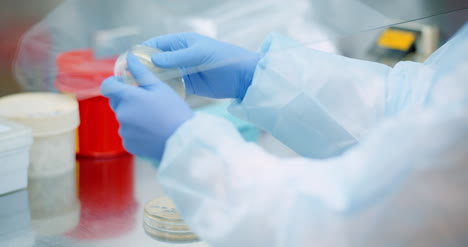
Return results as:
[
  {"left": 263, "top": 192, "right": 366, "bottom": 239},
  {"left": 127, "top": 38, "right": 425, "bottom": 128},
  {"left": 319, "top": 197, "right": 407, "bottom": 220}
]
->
[
  {"left": 1, "top": 0, "right": 467, "bottom": 96},
  {"left": 0, "top": 0, "right": 467, "bottom": 246}
]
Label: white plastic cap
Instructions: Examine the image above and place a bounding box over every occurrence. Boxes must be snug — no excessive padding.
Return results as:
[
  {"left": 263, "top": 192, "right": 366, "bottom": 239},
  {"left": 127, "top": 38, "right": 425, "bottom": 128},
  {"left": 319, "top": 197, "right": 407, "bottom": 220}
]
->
[{"left": 0, "top": 93, "right": 80, "bottom": 137}]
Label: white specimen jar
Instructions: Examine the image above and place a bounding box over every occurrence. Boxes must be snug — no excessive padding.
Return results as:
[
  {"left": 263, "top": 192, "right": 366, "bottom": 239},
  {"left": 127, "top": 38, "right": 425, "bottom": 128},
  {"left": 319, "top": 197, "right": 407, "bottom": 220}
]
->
[{"left": 0, "top": 93, "right": 79, "bottom": 177}]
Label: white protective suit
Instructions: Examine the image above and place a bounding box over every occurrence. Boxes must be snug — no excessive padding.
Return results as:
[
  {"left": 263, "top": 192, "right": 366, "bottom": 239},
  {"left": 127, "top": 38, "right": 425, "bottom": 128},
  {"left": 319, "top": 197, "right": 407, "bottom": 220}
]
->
[{"left": 158, "top": 23, "right": 468, "bottom": 247}]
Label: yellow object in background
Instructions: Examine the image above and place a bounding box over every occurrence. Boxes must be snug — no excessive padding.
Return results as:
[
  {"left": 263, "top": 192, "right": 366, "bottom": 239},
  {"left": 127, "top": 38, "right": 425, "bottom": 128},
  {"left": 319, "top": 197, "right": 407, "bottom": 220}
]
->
[{"left": 378, "top": 29, "right": 416, "bottom": 51}]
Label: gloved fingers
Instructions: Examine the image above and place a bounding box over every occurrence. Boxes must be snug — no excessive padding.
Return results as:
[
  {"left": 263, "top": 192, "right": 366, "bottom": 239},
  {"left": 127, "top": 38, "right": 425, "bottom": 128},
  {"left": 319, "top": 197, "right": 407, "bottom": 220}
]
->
[
  {"left": 114, "top": 98, "right": 139, "bottom": 126},
  {"left": 101, "top": 76, "right": 142, "bottom": 109},
  {"left": 101, "top": 76, "right": 134, "bottom": 96},
  {"left": 151, "top": 47, "right": 203, "bottom": 68},
  {"left": 142, "top": 32, "right": 197, "bottom": 51},
  {"left": 127, "top": 52, "right": 162, "bottom": 90}
]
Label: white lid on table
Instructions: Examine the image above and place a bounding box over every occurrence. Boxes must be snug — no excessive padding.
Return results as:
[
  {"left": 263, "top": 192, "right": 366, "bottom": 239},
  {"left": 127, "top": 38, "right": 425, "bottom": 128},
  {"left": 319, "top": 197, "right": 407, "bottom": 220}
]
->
[{"left": 0, "top": 93, "right": 79, "bottom": 137}]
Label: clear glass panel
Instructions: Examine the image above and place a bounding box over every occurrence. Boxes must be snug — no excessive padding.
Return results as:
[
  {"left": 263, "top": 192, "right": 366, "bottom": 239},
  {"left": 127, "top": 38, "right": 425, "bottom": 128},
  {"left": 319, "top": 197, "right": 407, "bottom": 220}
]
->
[{"left": 9, "top": 0, "right": 467, "bottom": 97}]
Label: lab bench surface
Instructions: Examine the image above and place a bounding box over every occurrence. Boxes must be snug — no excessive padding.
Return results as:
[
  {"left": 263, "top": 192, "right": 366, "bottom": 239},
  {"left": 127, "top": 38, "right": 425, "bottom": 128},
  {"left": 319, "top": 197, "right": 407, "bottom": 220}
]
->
[
  {"left": 0, "top": 133, "right": 295, "bottom": 247},
  {"left": 0, "top": 155, "right": 209, "bottom": 247}
]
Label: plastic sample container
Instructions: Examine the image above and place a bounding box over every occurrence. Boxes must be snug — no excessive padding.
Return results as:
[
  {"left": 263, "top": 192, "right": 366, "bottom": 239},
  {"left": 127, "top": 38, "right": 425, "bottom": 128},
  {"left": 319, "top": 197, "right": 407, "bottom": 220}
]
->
[
  {"left": 0, "top": 93, "right": 79, "bottom": 177},
  {"left": 55, "top": 49, "right": 126, "bottom": 157},
  {"left": 143, "top": 197, "right": 200, "bottom": 243},
  {"left": 114, "top": 45, "right": 185, "bottom": 98},
  {"left": 0, "top": 118, "right": 33, "bottom": 195}
]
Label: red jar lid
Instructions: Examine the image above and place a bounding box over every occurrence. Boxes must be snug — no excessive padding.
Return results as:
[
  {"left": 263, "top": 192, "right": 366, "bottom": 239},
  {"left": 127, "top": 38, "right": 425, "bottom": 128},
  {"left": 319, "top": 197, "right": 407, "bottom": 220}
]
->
[{"left": 55, "top": 49, "right": 116, "bottom": 99}]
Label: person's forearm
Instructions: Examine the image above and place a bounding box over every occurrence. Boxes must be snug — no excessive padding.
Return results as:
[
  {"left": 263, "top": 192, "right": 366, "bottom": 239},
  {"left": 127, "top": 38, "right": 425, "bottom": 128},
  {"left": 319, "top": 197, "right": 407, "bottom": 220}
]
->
[{"left": 229, "top": 33, "right": 391, "bottom": 158}]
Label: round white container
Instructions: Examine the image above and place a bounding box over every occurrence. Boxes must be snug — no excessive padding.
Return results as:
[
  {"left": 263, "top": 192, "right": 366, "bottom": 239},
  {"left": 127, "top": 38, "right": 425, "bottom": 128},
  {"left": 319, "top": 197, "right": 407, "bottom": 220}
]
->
[{"left": 0, "top": 93, "right": 79, "bottom": 177}]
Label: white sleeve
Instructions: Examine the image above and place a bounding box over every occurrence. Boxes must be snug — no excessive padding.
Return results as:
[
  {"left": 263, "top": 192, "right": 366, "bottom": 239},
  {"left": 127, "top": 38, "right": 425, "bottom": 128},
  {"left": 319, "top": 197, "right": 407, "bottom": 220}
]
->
[
  {"left": 159, "top": 110, "right": 468, "bottom": 247},
  {"left": 230, "top": 24, "right": 468, "bottom": 159},
  {"left": 229, "top": 33, "right": 391, "bottom": 158}
]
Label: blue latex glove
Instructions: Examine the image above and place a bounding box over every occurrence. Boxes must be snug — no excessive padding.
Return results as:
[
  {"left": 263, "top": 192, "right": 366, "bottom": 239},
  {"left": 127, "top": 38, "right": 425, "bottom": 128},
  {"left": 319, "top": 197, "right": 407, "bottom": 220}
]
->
[
  {"left": 101, "top": 53, "right": 194, "bottom": 161},
  {"left": 142, "top": 33, "right": 262, "bottom": 99}
]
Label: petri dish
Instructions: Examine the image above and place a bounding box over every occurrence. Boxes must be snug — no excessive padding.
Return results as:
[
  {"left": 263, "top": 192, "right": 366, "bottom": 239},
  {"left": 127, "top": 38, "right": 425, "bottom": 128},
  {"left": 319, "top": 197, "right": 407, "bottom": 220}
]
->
[
  {"left": 114, "top": 45, "right": 185, "bottom": 98},
  {"left": 143, "top": 197, "right": 200, "bottom": 243}
]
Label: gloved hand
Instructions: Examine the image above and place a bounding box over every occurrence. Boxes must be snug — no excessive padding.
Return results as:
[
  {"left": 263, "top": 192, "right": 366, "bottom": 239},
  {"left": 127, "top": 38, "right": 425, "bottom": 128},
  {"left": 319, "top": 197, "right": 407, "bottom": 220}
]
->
[
  {"left": 101, "top": 53, "right": 194, "bottom": 161},
  {"left": 142, "top": 32, "right": 262, "bottom": 99}
]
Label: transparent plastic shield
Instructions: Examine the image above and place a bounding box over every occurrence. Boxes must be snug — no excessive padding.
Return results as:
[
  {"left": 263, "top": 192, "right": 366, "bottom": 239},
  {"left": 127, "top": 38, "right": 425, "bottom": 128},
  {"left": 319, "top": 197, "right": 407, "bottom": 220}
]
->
[
  {"left": 358, "top": 0, "right": 468, "bottom": 20},
  {"left": 13, "top": 0, "right": 468, "bottom": 95}
]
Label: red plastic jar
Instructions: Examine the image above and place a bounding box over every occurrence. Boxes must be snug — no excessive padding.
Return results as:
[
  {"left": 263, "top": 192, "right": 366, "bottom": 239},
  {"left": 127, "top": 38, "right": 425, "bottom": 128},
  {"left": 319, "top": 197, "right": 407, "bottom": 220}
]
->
[
  {"left": 68, "top": 154, "right": 137, "bottom": 239},
  {"left": 55, "top": 49, "right": 126, "bottom": 157}
]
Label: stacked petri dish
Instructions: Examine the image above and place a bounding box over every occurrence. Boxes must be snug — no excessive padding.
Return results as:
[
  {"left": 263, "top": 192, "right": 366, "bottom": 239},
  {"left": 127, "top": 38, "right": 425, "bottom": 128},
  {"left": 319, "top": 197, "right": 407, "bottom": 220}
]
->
[
  {"left": 114, "top": 45, "right": 186, "bottom": 98},
  {"left": 143, "top": 197, "right": 199, "bottom": 243}
]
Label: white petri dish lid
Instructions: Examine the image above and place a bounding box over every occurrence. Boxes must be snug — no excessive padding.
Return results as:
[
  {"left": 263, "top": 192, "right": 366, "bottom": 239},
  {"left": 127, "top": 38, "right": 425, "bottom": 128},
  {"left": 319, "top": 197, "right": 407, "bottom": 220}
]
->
[
  {"left": 0, "top": 93, "right": 79, "bottom": 137},
  {"left": 114, "top": 45, "right": 186, "bottom": 98}
]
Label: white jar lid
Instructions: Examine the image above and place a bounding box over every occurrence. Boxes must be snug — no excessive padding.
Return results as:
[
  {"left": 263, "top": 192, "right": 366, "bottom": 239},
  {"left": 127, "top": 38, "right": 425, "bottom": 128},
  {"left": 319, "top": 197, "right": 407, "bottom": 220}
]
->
[
  {"left": 0, "top": 93, "right": 79, "bottom": 137},
  {"left": 0, "top": 117, "right": 33, "bottom": 153}
]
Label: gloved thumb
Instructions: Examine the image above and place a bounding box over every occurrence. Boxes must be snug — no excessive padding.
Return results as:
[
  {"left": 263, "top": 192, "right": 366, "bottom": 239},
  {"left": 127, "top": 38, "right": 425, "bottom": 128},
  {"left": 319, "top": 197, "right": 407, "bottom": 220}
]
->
[
  {"left": 101, "top": 76, "right": 134, "bottom": 96},
  {"left": 127, "top": 52, "right": 162, "bottom": 91},
  {"left": 101, "top": 76, "right": 140, "bottom": 110}
]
